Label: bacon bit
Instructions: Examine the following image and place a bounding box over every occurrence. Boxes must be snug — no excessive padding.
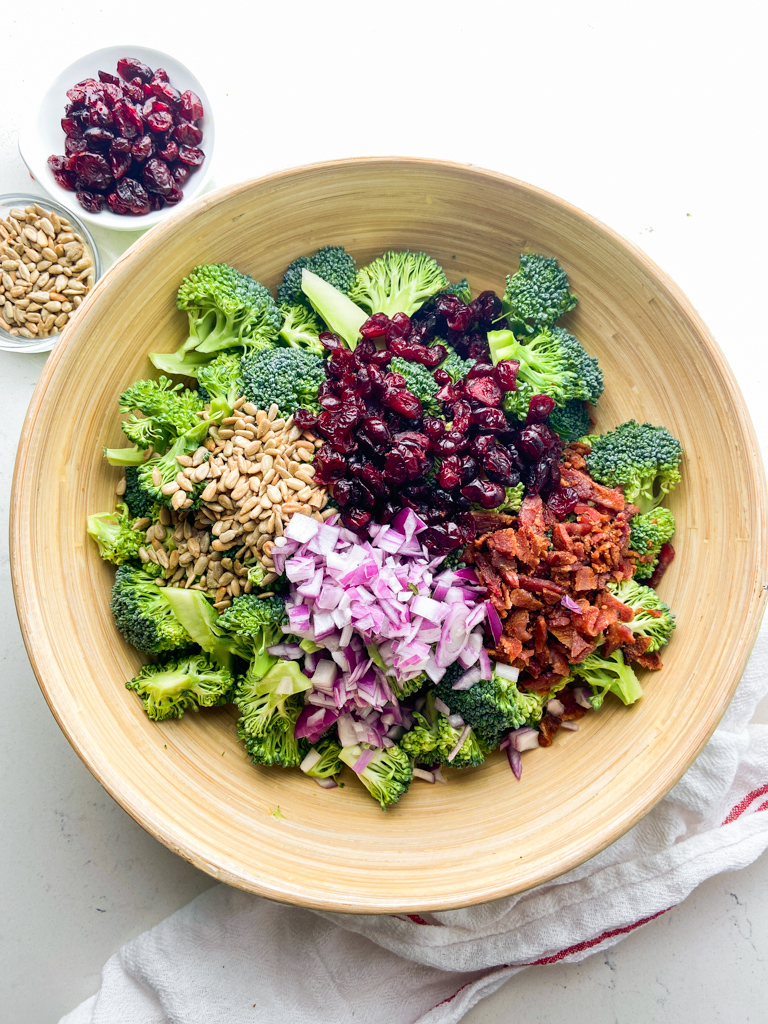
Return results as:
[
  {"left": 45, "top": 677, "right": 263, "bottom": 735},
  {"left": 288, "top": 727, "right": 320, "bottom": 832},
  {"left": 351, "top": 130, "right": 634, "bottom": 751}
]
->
[
  {"left": 648, "top": 543, "right": 675, "bottom": 588},
  {"left": 538, "top": 714, "right": 561, "bottom": 746},
  {"left": 622, "top": 636, "right": 653, "bottom": 663},
  {"left": 633, "top": 650, "right": 664, "bottom": 671}
]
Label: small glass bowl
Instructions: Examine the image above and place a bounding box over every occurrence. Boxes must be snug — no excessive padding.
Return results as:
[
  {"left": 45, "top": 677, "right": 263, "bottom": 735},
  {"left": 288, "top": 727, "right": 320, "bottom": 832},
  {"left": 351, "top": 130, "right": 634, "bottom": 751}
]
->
[{"left": 0, "top": 191, "right": 101, "bottom": 354}]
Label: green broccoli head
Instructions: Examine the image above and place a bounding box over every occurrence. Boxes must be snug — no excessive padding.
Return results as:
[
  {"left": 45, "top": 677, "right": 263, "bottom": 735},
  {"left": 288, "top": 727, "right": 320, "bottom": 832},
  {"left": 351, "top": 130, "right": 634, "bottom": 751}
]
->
[
  {"left": 196, "top": 352, "right": 242, "bottom": 420},
  {"left": 123, "top": 466, "right": 159, "bottom": 520},
  {"left": 174, "top": 263, "right": 281, "bottom": 355},
  {"left": 439, "top": 348, "right": 475, "bottom": 383},
  {"left": 110, "top": 564, "right": 192, "bottom": 655},
  {"left": 235, "top": 658, "right": 312, "bottom": 739},
  {"left": 607, "top": 579, "right": 675, "bottom": 652},
  {"left": 278, "top": 303, "right": 325, "bottom": 355},
  {"left": 434, "top": 666, "right": 547, "bottom": 747},
  {"left": 126, "top": 652, "right": 235, "bottom": 721},
  {"left": 441, "top": 278, "right": 472, "bottom": 304},
  {"left": 238, "top": 693, "right": 309, "bottom": 768},
  {"left": 400, "top": 693, "right": 485, "bottom": 768},
  {"left": 389, "top": 357, "right": 441, "bottom": 416},
  {"left": 87, "top": 502, "right": 145, "bottom": 565},
  {"left": 119, "top": 377, "right": 205, "bottom": 452},
  {"left": 303, "top": 735, "right": 343, "bottom": 778},
  {"left": 571, "top": 648, "right": 644, "bottom": 709},
  {"left": 339, "top": 744, "right": 413, "bottom": 809},
  {"left": 630, "top": 507, "right": 676, "bottom": 579},
  {"left": 239, "top": 348, "right": 325, "bottom": 417},
  {"left": 348, "top": 250, "right": 449, "bottom": 318},
  {"left": 498, "top": 483, "right": 525, "bottom": 513},
  {"left": 502, "top": 253, "right": 577, "bottom": 335},
  {"left": 549, "top": 327, "right": 603, "bottom": 405},
  {"left": 584, "top": 420, "right": 683, "bottom": 513},
  {"left": 548, "top": 398, "right": 590, "bottom": 443},
  {"left": 136, "top": 424, "right": 211, "bottom": 508},
  {"left": 216, "top": 594, "right": 287, "bottom": 666},
  {"left": 278, "top": 246, "right": 357, "bottom": 306}
]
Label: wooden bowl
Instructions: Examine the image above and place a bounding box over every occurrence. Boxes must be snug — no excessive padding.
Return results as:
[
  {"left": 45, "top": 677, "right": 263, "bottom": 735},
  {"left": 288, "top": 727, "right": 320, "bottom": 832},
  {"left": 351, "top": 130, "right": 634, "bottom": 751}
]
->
[{"left": 11, "top": 158, "right": 767, "bottom": 913}]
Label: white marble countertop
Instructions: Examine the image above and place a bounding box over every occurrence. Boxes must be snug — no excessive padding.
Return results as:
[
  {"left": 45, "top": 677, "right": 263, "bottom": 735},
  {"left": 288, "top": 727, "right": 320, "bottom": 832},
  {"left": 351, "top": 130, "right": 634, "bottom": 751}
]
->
[{"left": 2, "top": 3, "right": 767, "bottom": 1021}]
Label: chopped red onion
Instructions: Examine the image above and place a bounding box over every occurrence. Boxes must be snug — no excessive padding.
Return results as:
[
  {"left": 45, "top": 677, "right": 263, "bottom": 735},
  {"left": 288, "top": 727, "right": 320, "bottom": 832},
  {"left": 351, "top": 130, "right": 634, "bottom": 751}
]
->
[
  {"left": 433, "top": 696, "right": 451, "bottom": 716},
  {"left": 312, "top": 777, "right": 338, "bottom": 789},
  {"left": 413, "top": 768, "right": 435, "bottom": 783},
  {"left": 507, "top": 746, "right": 523, "bottom": 780},
  {"left": 485, "top": 601, "right": 503, "bottom": 647},
  {"left": 573, "top": 686, "right": 593, "bottom": 709},
  {"left": 560, "top": 720, "right": 579, "bottom": 731},
  {"left": 299, "top": 748, "right": 322, "bottom": 773},
  {"left": 352, "top": 747, "right": 376, "bottom": 775},
  {"left": 493, "top": 661, "right": 520, "bottom": 682},
  {"left": 546, "top": 698, "right": 566, "bottom": 717},
  {"left": 560, "top": 594, "right": 582, "bottom": 614},
  {"left": 432, "top": 766, "right": 447, "bottom": 784},
  {"left": 284, "top": 513, "right": 319, "bottom": 544},
  {"left": 447, "top": 714, "right": 465, "bottom": 729},
  {"left": 510, "top": 727, "right": 540, "bottom": 752},
  {"left": 447, "top": 725, "right": 472, "bottom": 762},
  {"left": 267, "top": 643, "right": 303, "bottom": 660}
]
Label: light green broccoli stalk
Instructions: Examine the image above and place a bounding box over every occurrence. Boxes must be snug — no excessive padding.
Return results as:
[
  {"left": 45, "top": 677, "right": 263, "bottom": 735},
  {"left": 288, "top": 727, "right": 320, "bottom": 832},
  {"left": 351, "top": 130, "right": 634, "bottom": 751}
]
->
[
  {"left": 278, "top": 246, "right": 357, "bottom": 306},
  {"left": 126, "top": 652, "right": 235, "bottom": 721},
  {"left": 87, "top": 502, "right": 145, "bottom": 565},
  {"left": 299, "top": 269, "right": 368, "bottom": 350}
]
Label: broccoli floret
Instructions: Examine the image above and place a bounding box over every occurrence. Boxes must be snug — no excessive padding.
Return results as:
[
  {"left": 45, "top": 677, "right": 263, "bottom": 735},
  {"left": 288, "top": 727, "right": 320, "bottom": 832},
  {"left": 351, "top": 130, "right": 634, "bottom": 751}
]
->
[
  {"left": 439, "top": 348, "right": 475, "bottom": 383},
  {"left": 123, "top": 466, "right": 158, "bottom": 519},
  {"left": 498, "top": 483, "right": 525, "bottom": 513},
  {"left": 303, "top": 735, "right": 343, "bottom": 779},
  {"left": 400, "top": 693, "right": 485, "bottom": 768},
  {"left": 126, "top": 652, "right": 235, "bottom": 721},
  {"left": 339, "top": 744, "right": 413, "bottom": 809},
  {"left": 110, "top": 564, "right": 192, "bottom": 655},
  {"left": 299, "top": 269, "right": 369, "bottom": 350},
  {"left": 177, "top": 263, "right": 280, "bottom": 352},
  {"left": 584, "top": 421, "right": 683, "bottom": 514},
  {"left": 629, "top": 507, "right": 676, "bottom": 580},
  {"left": 236, "top": 658, "right": 312, "bottom": 742},
  {"left": 434, "top": 668, "right": 547, "bottom": 747},
  {"left": 278, "top": 303, "right": 324, "bottom": 355},
  {"left": 441, "top": 278, "right": 472, "bottom": 304},
  {"left": 216, "top": 594, "right": 286, "bottom": 676},
  {"left": 488, "top": 326, "right": 603, "bottom": 418},
  {"left": 119, "top": 377, "right": 205, "bottom": 453},
  {"left": 389, "top": 357, "right": 441, "bottom": 416},
  {"left": 196, "top": 352, "right": 242, "bottom": 420},
  {"left": 348, "top": 250, "right": 449, "bottom": 318},
  {"left": 136, "top": 420, "right": 212, "bottom": 508},
  {"left": 87, "top": 502, "right": 145, "bottom": 565},
  {"left": 548, "top": 399, "right": 590, "bottom": 443},
  {"left": 502, "top": 253, "right": 577, "bottom": 335},
  {"left": 571, "top": 648, "right": 644, "bottom": 709},
  {"left": 389, "top": 669, "right": 429, "bottom": 700},
  {"left": 278, "top": 246, "right": 357, "bottom": 306},
  {"left": 238, "top": 693, "right": 309, "bottom": 768},
  {"left": 607, "top": 579, "right": 675, "bottom": 652},
  {"left": 239, "top": 347, "right": 325, "bottom": 417}
]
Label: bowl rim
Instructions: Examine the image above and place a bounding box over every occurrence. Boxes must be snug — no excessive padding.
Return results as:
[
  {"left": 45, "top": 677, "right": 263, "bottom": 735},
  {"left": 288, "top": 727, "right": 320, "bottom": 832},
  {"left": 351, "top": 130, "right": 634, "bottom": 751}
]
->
[
  {"left": 17, "top": 43, "right": 214, "bottom": 233},
  {"left": 11, "top": 156, "right": 768, "bottom": 912}
]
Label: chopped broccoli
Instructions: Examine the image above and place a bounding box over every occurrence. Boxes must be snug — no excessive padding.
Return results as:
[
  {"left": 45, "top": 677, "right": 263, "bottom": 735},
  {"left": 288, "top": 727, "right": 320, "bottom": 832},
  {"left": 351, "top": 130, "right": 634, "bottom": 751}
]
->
[
  {"left": 119, "top": 377, "right": 205, "bottom": 452},
  {"left": 238, "top": 693, "right": 309, "bottom": 768},
  {"left": 434, "top": 666, "right": 549, "bottom": 747},
  {"left": 123, "top": 466, "right": 158, "bottom": 520},
  {"left": 488, "top": 326, "right": 603, "bottom": 418},
  {"left": 299, "top": 269, "right": 369, "bottom": 349},
  {"left": 629, "top": 506, "right": 676, "bottom": 579},
  {"left": 389, "top": 357, "right": 441, "bottom": 416},
  {"left": 87, "top": 502, "right": 145, "bottom": 565},
  {"left": 278, "top": 303, "right": 324, "bottom": 355},
  {"left": 126, "top": 652, "right": 235, "bottom": 721},
  {"left": 196, "top": 352, "right": 242, "bottom": 420},
  {"left": 348, "top": 250, "right": 449, "bottom": 318},
  {"left": 136, "top": 421, "right": 212, "bottom": 508},
  {"left": 389, "top": 669, "right": 429, "bottom": 700},
  {"left": 441, "top": 278, "right": 472, "bottom": 304},
  {"left": 571, "top": 648, "right": 644, "bottom": 709},
  {"left": 607, "top": 579, "right": 675, "bottom": 652},
  {"left": 583, "top": 420, "right": 683, "bottom": 513},
  {"left": 239, "top": 347, "right": 325, "bottom": 417},
  {"left": 110, "top": 564, "right": 192, "bottom": 655},
  {"left": 502, "top": 253, "right": 577, "bottom": 335},
  {"left": 498, "top": 483, "right": 525, "bottom": 513},
  {"left": 548, "top": 398, "right": 590, "bottom": 443},
  {"left": 216, "top": 594, "right": 287, "bottom": 677},
  {"left": 338, "top": 744, "right": 413, "bottom": 809},
  {"left": 400, "top": 693, "right": 485, "bottom": 768},
  {"left": 278, "top": 246, "right": 357, "bottom": 306},
  {"left": 304, "top": 735, "right": 343, "bottom": 779},
  {"left": 150, "top": 264, "right": 280, "bottom": 374},
  {"left": 439, "top": 348, "right": 475, "bottom": 383}
]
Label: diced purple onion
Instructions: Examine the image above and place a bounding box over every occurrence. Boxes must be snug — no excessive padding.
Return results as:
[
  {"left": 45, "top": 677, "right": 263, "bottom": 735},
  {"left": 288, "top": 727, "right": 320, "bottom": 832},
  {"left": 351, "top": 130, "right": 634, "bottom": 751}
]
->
[
  {"left": 485, "top": 601, "right": 503, "bottom": 647},
  {"left": 546, "top": 698, "right": 566, "bottom": 717},
  {"left": 507, "top": 746, "right": 523, "bottom": 780},
  {"left": 573, "top": 686, "right": 593, "bottom": 709}
]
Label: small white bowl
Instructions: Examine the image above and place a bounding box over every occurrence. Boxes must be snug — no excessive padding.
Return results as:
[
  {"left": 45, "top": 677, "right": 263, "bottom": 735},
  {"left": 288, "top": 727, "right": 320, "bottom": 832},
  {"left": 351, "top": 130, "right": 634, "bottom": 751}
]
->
[{"left": 19, "top": 45, "right": 215, "bottom": 233}]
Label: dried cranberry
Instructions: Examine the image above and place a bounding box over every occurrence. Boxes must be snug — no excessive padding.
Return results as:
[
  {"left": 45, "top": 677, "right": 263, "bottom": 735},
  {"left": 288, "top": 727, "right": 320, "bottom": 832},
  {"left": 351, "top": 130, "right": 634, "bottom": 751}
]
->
[
  {"left": 424, "top": 344, "right": 447, "bottom": 367},
  {"left": 72, "top": 151, "right": 112, "bottom": 190},
  {"left": 110, "top": 136, "right": 132, "bottom": 154},
  {"left": 384, "top": 311, "right": 411, "bottom": 343},
  {"left": 113, "top": 100, "right": 144, "bottom": 139},
  {"left": 360, "top": 313, "right": 390, "bottom": 339},
  {"left": 152, "top": 68, "right": 169, "bottom": 83},
  {"left": 109, "top": 150, "right": 132, "bottom": 179},
  {"left": 450, "top": 399, "right": 472, "bottom": 433},
  {"left": 395, "top": 430, "right": 430, "bottom": 449},
  {"left": 527, "top": 394, "right": 557, "bottom": 423},
  {"left": 458, "top": 456, "right": 479, "bottom": 486},
  {"left": 171, "top": 162, "right": 190, "bottom": 185},
  {"left": 465, "top": 362, "right": 492, "bottom": 380},
  {"left": 466, "top": 376, "right": 503, "bottom": 407},
  {"left": 107, "top": 189, "right": 131, "bottom": 214},
  {"left": 100, "top": 83, "right": 122, "bottom": 108},
  {"left": 76, "top": 190, "right": 104, "bottom": 213},
  {"left": 360, "top": 463, "right": 389, "bottom": 498},
  {"left": 124, "top": 81, "right": 145, "bottom": 103},
  {"left": 114, "top": 176, "right": 152, "bottom": 214},
  {"left": 433, "top": 367, "right": 451, "bottom": 386},
  {"left": 432, "top": 431, "right": 468, "bottom": 457},
  {"left": 369, "top": 350, "right": 392, "bottom": 368},
  {"left": 179, "top": 90, "right": 205, "bottom": 121},
  {"left": 332, "top": 479, "right": 355, "bottom": 507},
  {"left": 146, "top": 110, "right": 174, "bottom": 133},
  {"left": 384, "top": 372, "right": 406, "bottom": 389},
  {"left": 470, "top": 407, "right": 507, "bottom": 432},
  {"left": 494, "top": 359, "right": 520, "bottom": 392},
  {"left": 359, "top": 417, "right": 391, "bottom": 450},
  {"left": 117, "top": 57, "right": 153, "bottom": 82},
  {"left": 98, "top": 70, "right": 120, "bottom": 85},
  {"left": 525, "top": 460, "right": 549, "bottom": 495},
  {"left": 61, "top": 116, "right": 83, "bottom": 137},
  {"left": 465, "top": 332, "right": 492, "bottom": 362},
  {"left": 157, "top": 139, "right": 179, "bottom": 162},
  {"left": 383, "top": 450, "right": 408, "bottom": 484},
  {"left": 65, "top": 137, "right": 88, "bottom": 156},
  {"left": 382, "top": 388, "right": 422, "bottom": 420},
  {"left": 546, "top": 486, "right": 578, "bottom": 518},
  {"left": 422, "top": 522, "right": 465, "bottom": 552},
  {"left": 83, "top": 126, "right": 114, "bottom": 150},
  {"left": 178, "top": 145, "right": 205, "bottom": 166},
  {"left": 142, "top": 157, "right": 173, "bottom": 195},
  {"left": 130, "top": 135, "right": 153, "bottom": 162},
  {"left": 293, "top": 409, "right": 317, "bottom": 430},
  {"left": 88, "top": 101, "right": 113, "bottom": 127},
  {"left": 317, "top": 331, "right": 343, "bottom": 351},
  {"left": 483, "top": 445, "right": 515, "bottom": 485},
  {"left": 313, "top": 447, "right": 347, "bottom": 484},
  {"left": 422, "top": 415, "right": 446, "bottom": 440},
  {"left": 461, "top": 478, "right": 506, "bottom": 509},
  {"left": 340, "top": 508, "right": 371, "bottom": 532},
  {"left": 319, "top": 394, "right": 342, "bottom": 412},
  {"left": 446, "top": 303, "right": 475, "bottom": 332},
  {"left": 435, "top": 383, "right": 459, "bottom": 404},
  {"left": 151, "top": 80, "right": 180, "bottom": 106},
  {"left": 66, "top": 85, "right": 86, "bottom": 104},
  {"left": 472, "top": 290, "right": 503, "bottom": 327}
]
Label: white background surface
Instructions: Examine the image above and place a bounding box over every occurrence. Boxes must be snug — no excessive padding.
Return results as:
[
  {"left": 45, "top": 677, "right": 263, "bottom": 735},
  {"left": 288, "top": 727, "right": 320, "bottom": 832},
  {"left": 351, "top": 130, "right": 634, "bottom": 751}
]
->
[{"left": 1, "top": 2, "right": 767, "bottom": 1022}]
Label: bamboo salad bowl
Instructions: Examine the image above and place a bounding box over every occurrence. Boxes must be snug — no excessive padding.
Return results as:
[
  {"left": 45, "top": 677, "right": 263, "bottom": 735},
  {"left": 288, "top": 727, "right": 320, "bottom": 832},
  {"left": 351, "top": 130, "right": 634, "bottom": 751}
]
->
[{"left": 11, "top": 158, "right": 767, "bottom": 912}]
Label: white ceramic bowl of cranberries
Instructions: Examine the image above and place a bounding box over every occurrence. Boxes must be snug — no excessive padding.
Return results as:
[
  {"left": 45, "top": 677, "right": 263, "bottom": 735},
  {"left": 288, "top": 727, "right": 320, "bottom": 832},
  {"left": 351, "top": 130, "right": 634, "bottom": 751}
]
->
[{"left": 18, "top": 45, "right": 215, "bottom": 232}]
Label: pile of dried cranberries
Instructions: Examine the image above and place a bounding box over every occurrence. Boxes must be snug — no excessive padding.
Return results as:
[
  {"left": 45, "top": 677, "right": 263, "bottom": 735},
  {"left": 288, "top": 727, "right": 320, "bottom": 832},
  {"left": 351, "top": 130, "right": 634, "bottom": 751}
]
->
[{"left": 47, "top": 57, "right": 205, "bottom": 216}]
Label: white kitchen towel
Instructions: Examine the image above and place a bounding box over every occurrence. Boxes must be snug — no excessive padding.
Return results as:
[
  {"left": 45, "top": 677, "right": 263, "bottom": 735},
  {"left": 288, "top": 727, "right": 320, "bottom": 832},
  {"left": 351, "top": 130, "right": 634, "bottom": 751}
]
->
[{"left": 61, "top": 621, "right": 768, "bottom": 1024}]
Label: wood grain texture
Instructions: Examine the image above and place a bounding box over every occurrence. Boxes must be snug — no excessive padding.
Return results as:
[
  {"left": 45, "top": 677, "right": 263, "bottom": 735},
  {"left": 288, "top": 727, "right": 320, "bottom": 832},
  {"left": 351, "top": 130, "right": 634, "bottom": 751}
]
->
[{"left": 10, "top": 158, "right": 768, "bottom": 912}]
